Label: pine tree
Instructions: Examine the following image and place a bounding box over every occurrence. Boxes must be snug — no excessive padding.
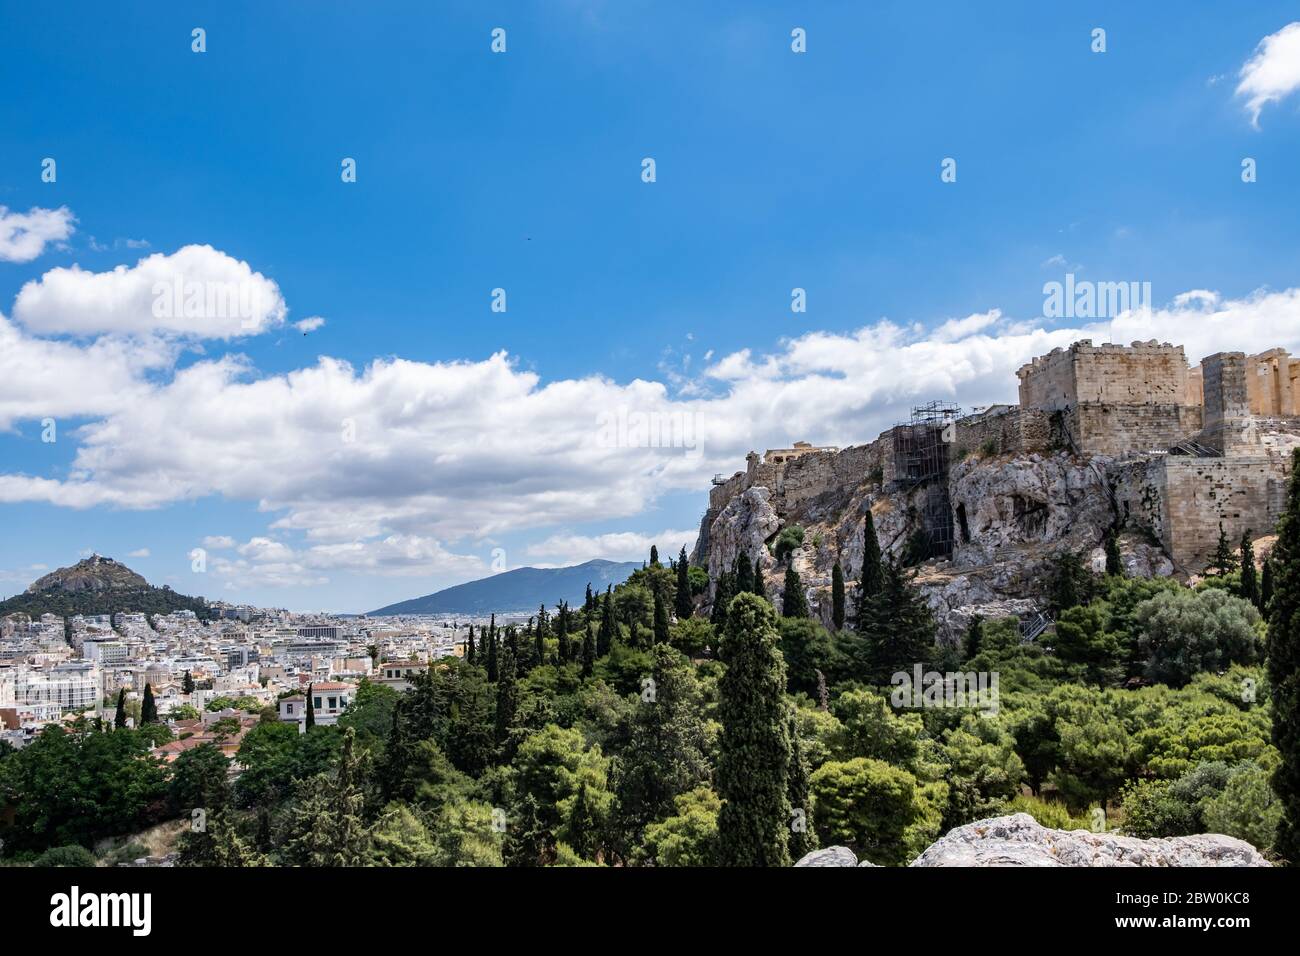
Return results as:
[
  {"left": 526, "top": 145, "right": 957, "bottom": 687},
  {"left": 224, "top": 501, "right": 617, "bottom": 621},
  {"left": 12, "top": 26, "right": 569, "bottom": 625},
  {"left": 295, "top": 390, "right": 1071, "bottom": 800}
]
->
[
  {"left": 486, "top": 614, "right": 499, "bottom": 681},
  {"left": 282, "top": 727, "right": 368, "bottom": 866},
  {"left": 182, "top": 670, "right": 195, "bottom": 695},
  {"left": 1268, "top": 448, "right": 1300, "bottom": 863},
  {"left": 734, "top": 553, "right": 754, "bottom": 595},
  {"left": 675, "top": 547, "right": 693, "bottom": 620},
  {"left": 1209, "top": 522, "right": 1239, "bottom": 576},
  {"left": 611, "top": 644, "right": 710, "bottom": 852},
  {"left": 786, "top": 711, "right": 817, "bottom": 861},
  {"left": 598, "top": 586, "right": 617, "bottom": 656},
  {"left": 465, "top": 623, "right": 476, "bottom": 664},
  {"left": 141, "top": 683, "right": 158, "bottom": 724},
  {"left": 653, "top": 589, "right": 670, "bottom": 645},
  {"left": 716, "top": 593, "right": 792, "bottom": 866},
  {"left": 650, "top": 545, "right": 660, "bottom": 567},
  {"left": 854, "top": 510, "right": 885, "bottom": 628},
  {"left": 782, "top": 567, "right": 808, "bottom": 618},
  {"left": 114, "top": 688, "right": 127, "bottom": 729},
  {"left": 859, "top": 559, "right": 937, "bottom": 685},
  {"left": 831, "top": 562, "right": 846, "bottom": 630},
  {"left": 305, "top": 684, "right": 315, "bottom": 729},
  {"left": 710, "top": 572, "right": 735, "bottom": 629},
  {"left": 1241, "top": 530, "right": 1260, "bottom": 608},
  {"left": 1104, "top": 527, "right": 1123, "bottom": 576}
]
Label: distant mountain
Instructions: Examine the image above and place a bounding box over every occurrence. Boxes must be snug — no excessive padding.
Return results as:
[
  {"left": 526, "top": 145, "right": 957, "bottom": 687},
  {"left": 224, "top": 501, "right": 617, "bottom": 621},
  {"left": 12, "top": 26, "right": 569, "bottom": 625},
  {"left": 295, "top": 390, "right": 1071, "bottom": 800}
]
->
[
  {"left": 0, "top": 555, "right": 211, "bottom": 620},
  {"left": 368, "top": 559, "right": 641, "bottom": 616}
]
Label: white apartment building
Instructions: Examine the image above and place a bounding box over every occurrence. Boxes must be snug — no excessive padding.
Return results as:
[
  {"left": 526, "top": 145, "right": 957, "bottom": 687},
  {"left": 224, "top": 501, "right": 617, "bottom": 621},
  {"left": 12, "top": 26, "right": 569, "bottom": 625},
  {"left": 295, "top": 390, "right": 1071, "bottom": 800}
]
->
[{"left": 15, "top": 662, "right": 102, "bottom": 712}]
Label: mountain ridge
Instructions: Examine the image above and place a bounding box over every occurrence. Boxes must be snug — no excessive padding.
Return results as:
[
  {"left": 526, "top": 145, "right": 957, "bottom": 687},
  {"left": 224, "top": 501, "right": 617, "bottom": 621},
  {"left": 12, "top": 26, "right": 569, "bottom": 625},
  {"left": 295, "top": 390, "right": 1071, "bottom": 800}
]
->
[
  {"left": 368, "top": 559, "right": 640, "bottom": 616},
  {"left": 0, "top": 555, "right": 211, "bottom": 620}
]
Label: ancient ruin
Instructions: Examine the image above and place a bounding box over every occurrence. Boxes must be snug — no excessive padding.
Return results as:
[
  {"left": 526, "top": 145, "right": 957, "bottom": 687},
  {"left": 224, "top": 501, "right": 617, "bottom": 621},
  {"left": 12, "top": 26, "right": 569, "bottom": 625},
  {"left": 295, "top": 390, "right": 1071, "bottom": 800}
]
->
[{"left": 694, "top": 339, "right": 1300, "bottom": 634}]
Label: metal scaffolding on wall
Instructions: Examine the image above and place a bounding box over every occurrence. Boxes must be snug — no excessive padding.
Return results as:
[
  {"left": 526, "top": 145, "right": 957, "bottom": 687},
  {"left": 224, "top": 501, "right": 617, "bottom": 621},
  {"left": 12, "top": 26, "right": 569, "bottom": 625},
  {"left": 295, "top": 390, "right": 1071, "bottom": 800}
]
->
[{"left": 891, "top": 402, "right": 961, "bottom": 559}]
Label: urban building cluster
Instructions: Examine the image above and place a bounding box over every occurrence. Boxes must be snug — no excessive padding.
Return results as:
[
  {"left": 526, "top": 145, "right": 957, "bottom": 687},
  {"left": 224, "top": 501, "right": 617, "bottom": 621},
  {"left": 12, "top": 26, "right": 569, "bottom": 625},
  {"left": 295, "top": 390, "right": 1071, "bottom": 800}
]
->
[{"left": 0, "top": 602, "right": 472, "bottom": 753}]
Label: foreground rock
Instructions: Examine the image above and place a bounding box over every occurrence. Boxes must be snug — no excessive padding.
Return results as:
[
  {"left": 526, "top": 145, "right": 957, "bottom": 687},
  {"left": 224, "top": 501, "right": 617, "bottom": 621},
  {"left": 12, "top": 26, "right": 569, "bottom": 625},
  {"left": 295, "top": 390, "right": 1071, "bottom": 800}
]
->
[{"left": 795, "top": 814, "right": 1270, "bottom": 867}]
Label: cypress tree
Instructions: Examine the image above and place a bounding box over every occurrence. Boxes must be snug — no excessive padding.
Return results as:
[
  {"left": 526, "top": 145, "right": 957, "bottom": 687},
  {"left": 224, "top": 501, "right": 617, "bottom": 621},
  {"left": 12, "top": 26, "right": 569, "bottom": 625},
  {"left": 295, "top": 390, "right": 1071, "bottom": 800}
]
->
[
  {"left": 1241, "top": 530, "right": 1260, "bottom": 608},
  {"left": 305, "top": 684, "right": 315, "bottom": 729},
  {"left": 486, "top": 614, "right": 498, "bottom": 681},
  {"left": 554, "top": 603, "right": 570, "bottom": 663},
  {"left": 598, "top": 586, "right": 616, "bottom": 656},
  {"left": 465, "top": 623, "right": 476, "bottom": 664},
  {"left": 854, "top": 510, "right": 885, "bottom": 628},
  {"left": 782, "top": 567, "right": 808, "bottom": 618},
  {"left": 675, "top": 546, "right": 693, "bottom": 620},
  {"left": 753, "top": 564, "right": 765, "bottom": 602},
  {"left": 1268, "top": 448, "right": 1300, "bottom": 863},
  {"left": 650, "top": 544, "right": 660, "bottom": 567},
  {"left": 496, "top": 644, "right": 518, "bottom": 749},
  {"left": 581, "top": 624, "right": 596, "bottom": 677},
  {"left": 831, "top": 562, "right": 845, "bottom": 630},
  {"left": 786, "top": 710, "right": 817, "bottom": 861},
  {"left": 1209, "top": 521, "right": 1238, "bottom": 576},
  {"left": 1047, "top": 548, "right": 1090, "bottom": 614},
  {"left": 114, "top": 688, "right": 127, "bottom": 729},
  {"left": 653, "top": 588, "right": 670, "bottom": 645},
  {"left": 1104, "top": 527, "right": 1123, "bottom": 576},
  {"left": 710, "top": 572, "right": 735, "bottom": 629},
  {"left": 535, "top": 604, "right": 548, "bottom": 665},
  {"left": 716, "top": 593, "right": 792, "bottom": 866},
  {"left": 566, "top": 781, "right": 600, "bottom": 860},
  {"left": 141, "top": 682, "right": 158, "bottom": 724},
  {"left": 182, "top": 670, "right": 195, "bottom": 695},
  {"left": 1263, "top": 558, "right": 1274, "bottom": 614},
  {"left": 734, "top": 553, "right": 754, "bottom": 595},
  {"left": 584, "top": 583, "right": 595, "bottom": 616},
  {"left": 964, "top": 614, "right": 984, "bottom": 662}
]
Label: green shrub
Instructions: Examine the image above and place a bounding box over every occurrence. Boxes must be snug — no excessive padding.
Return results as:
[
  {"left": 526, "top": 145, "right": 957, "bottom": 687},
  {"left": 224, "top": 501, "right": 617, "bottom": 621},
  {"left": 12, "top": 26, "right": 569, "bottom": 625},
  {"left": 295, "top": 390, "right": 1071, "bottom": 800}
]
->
[{"left": 34, "top": 845, "right": 98, "bottom": 867}]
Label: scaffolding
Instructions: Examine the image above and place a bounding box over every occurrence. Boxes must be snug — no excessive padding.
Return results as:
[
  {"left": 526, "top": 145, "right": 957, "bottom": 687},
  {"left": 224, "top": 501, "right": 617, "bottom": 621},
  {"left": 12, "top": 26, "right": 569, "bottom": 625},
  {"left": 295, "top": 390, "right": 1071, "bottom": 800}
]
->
[{"left": 891, "top": 402, "right": 961, "bottom": 559}]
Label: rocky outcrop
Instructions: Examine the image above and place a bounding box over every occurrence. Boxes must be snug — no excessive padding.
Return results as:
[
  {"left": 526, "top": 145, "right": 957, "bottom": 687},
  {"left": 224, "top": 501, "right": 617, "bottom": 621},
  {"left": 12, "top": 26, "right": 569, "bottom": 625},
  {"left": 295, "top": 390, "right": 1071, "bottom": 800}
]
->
[
  {"left": 27, "top": 554, "right": 147, "bottom": 594},
  {"left": 795, "top": 814, "right": 1270, "bottom": 867}
]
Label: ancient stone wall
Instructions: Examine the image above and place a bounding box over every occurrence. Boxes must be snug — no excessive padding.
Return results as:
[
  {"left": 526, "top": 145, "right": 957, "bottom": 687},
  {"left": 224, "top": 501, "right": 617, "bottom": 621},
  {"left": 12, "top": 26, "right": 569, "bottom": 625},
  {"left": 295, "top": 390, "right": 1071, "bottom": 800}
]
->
[
  {"left": 1111, "top": 454, "right": 1292, "bottom": 571},
  {"left": 1017, "top": 340, "right": 1191, "bottom": 411},
  {"left": 1067, "top": 403, "right": 1203, "bottom": 457},
  {"left": 951, "top": 406, "right": 1056, "bottom": 459}
]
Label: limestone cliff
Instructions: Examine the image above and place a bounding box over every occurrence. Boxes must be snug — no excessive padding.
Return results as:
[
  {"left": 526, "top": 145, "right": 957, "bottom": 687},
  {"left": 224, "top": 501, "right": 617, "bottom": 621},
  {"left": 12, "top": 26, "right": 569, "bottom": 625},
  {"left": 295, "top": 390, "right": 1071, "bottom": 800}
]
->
[{"left": 795, "top": 813, "right": 1270, "bottom": 867}]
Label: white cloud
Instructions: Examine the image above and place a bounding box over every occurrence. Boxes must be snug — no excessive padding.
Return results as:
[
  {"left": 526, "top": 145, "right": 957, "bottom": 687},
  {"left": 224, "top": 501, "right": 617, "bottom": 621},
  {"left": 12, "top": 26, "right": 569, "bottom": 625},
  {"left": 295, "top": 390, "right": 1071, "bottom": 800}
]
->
[
  {"left": 0, "top": 206, "right": 75, "bottom": 263},
  {"left": 207, "top": 534, "right": 485, "bottom": 590},
  {"left": 127, "top": 548, "right": 150, "bottom": 558},
  {"left": 9, "top": 240, "right": 1300, "bottom": 589},
  {"left": 13, "top": 244, "right": 286, "bottom": 339},
  {"left": 1237, "top": 22, "right": 1300, "bottom": 127},
  {"left": 294, "top": 316, "right": 326, "bottom": 333},
  {"left": 526, "top": 528, "right": 699, "bottom": 566}
]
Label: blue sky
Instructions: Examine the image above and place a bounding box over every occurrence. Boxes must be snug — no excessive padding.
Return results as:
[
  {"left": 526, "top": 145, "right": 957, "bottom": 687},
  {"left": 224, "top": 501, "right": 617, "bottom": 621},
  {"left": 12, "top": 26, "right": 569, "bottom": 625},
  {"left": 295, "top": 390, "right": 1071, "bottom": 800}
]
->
[{"left": 3, "top": 1, "right": 1300, "bottom": 612}]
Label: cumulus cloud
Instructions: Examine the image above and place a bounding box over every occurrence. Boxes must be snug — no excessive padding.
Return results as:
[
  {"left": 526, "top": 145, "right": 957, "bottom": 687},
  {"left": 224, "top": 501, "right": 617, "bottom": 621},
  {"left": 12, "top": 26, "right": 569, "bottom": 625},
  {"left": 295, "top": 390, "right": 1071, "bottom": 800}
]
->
[
  {"left": 525, "top": 528, "right": 700, "bottom": 566},
  {"left": 0, "top": 206, "right": 75, "bottom": 262},
  {"left": 207, "top": 534, "right": 485, "bottom": 590},
  {"left": 294, "top": 316, "right": 326, "bottom": 333},
  {"left": 9, "top": 239, "right": 1300, "bottom": 587},
  {"left": 1237, "top": 22, "right": 1300, "bottom": 127},
  {"left": 127, "top": 548, "right": 150, "bottom": 558},
  {"left": 13, "top": 244, "right": 287, "bottom": 339}
]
